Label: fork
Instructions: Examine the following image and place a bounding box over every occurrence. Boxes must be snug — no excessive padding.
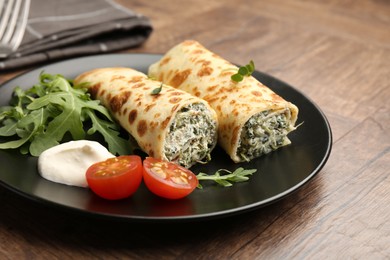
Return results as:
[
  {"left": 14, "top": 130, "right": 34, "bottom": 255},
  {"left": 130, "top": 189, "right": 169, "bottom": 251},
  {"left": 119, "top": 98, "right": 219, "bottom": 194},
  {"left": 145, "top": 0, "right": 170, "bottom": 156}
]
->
[{"left": 0, "top": 0, "right": 31, "bottom": 59}]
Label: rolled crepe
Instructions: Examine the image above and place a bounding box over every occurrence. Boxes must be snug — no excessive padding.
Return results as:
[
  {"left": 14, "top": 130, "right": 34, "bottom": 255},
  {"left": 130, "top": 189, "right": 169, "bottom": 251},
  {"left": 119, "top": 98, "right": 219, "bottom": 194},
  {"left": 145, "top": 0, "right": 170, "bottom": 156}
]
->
[
  {"left": 148, "top": 40, "right": 299, "bottom": 163},
  {"left": 74, "top": 67, "right": 218, "bottom": 168}
]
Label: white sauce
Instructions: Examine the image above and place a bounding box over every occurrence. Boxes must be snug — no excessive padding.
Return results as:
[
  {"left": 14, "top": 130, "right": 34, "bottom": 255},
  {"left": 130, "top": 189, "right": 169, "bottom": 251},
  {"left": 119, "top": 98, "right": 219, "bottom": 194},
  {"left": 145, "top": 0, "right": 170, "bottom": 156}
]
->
[{"left": 38, "top": 140, "right": 115, "bottom": 187}]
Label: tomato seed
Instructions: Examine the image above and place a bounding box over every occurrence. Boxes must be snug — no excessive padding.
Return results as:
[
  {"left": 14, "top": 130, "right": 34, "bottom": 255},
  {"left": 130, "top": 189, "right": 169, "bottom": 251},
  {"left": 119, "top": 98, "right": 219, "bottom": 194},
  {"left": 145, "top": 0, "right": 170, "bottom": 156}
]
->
[
  {"left": 152, "top": 167, "right": 167, "bottom": 179},
  {"left": 171, "top": 176, "right": 187, "bottom": 185},
  {"left": 180, "top": 176, "right": 188, "bottom": 183}
]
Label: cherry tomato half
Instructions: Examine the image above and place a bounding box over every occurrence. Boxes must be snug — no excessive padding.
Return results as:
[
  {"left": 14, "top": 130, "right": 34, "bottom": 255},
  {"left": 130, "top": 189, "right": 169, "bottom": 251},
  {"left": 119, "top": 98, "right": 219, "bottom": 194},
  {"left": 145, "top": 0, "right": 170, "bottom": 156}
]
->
[
  {"left": 86, "top": 155, "right": 143, "bottom": 200},
  {"left": 142, "top": 157, "right": 198, "bottom": 199}
]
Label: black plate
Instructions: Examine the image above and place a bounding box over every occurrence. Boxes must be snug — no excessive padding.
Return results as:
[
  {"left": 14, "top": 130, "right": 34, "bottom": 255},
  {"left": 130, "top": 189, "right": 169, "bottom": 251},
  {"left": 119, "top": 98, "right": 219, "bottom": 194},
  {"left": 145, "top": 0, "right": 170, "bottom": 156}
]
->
[{"left": 0, "top": 54, "right": 332, "bottom": 222}]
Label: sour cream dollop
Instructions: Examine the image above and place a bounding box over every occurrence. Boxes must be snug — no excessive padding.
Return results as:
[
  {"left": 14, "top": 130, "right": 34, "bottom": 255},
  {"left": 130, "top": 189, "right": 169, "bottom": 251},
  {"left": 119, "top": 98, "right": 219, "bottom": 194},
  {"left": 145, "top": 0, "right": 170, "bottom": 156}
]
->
[{"left": 38, "top": 140, "right": 115, "bottom": 187}]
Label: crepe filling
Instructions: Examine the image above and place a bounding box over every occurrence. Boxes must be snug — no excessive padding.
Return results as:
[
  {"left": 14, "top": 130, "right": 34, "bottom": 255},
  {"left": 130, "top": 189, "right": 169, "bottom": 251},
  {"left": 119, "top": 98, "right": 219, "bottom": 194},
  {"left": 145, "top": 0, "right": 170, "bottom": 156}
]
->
[
  {"left": 164, "top": 103, "right": 217, "bottom": 168},
  {"left": 237, "top": 109, "right": 296, "bottom": 161}
]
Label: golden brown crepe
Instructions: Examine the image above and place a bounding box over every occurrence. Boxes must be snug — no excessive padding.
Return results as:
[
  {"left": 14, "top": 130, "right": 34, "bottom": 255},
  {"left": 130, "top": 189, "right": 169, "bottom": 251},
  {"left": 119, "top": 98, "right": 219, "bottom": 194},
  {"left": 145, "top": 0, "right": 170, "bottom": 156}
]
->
[
  {"left": 148, "top": 40, "right": 299, "bottom": 163},
  {"left": 74, "top": 67, "right": 218, "bottom": 168}
]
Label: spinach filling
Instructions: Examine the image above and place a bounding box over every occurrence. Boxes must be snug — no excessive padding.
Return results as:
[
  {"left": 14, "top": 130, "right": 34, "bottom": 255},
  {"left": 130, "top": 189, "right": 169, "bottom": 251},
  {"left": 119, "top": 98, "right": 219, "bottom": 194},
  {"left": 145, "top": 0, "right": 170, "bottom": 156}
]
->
[
  {"left": 237, "top": 109, "right": 294, "bottom": 161},
  {"left": 164, "top": 103, "right": 217, "bottom": 168}
]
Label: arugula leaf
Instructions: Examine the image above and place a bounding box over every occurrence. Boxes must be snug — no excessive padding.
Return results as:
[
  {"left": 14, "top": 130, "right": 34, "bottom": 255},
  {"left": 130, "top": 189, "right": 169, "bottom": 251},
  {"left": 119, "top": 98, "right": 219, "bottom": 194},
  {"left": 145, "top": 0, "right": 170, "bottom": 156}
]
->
[
  {"left": 196, "top": 167, "right": 257, "bottom": 188},
  {"left": 0, "top": 122, "right": 18, "bottom": 137},
  {"left": 27, "top": 91, "right": 86, "bottom": 144},
  {"left": 86, "top": 110, "right": 132, "bottom": 156},
  {"left": 0, "top": 73, "right": 130, "bottom": 156}
]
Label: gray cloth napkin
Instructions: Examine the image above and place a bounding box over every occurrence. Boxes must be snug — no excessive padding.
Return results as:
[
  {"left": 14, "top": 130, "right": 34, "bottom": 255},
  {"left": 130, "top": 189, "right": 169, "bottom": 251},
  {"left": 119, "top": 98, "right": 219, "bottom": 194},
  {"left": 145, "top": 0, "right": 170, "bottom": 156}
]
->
[{"left": 0, "top": 0, "right": 152, "bottom": 71}]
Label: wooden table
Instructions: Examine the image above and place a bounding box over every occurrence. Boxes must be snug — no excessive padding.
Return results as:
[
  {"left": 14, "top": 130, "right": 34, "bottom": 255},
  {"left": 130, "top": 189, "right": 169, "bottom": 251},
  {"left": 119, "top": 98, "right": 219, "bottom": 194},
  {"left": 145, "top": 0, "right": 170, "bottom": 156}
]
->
[{"left": 1, "top": 0, "right": 389, "bottom": 258}]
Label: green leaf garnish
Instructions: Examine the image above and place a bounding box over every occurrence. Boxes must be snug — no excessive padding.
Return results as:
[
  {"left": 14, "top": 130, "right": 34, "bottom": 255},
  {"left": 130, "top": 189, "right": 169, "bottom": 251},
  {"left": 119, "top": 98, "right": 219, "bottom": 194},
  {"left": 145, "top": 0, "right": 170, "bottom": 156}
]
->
[
  {"left": 196, "top": 167, "right": 257, "bottom": 189},
  {"left": 246, "top": 60, "right": 255, "bottom": 74},
  {"left": 0, "top": 72, "right": 131, "bottom": 156},
  {"left": 231, "top": 60, "right": 255, "bottom": 82},
  {"left": 151, "top": 82, "right": 163, "bottom": 95},
  {"left": 238, "top": 66, "right": 248, "bottom": 75},
  {"left": 231, "top": 73, "right": 244, "bottom": 82}
]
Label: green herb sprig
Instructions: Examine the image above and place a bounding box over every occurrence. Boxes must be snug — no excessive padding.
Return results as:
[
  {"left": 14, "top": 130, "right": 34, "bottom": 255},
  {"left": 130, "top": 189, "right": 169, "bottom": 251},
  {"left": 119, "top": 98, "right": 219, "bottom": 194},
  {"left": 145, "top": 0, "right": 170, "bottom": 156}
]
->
[
  {"left": 0, "top": 73, "right": 132, "bottom": 156},
  {"left": 196, "top": 167, "right": 257, "bottom": 188},
  {"left": 151, "top": 82, "right": 163, "bottom": 95},
  {"left": 231, "top": 60, "right": 255, "bottom": 82}
]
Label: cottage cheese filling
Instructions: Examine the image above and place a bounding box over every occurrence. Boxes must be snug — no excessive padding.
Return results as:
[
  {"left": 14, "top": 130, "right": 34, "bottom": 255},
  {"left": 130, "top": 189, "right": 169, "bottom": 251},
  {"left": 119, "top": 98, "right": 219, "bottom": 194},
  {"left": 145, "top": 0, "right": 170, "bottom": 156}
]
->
[{"left": 164, "top": 103, "right": 217, "bottom": 168}]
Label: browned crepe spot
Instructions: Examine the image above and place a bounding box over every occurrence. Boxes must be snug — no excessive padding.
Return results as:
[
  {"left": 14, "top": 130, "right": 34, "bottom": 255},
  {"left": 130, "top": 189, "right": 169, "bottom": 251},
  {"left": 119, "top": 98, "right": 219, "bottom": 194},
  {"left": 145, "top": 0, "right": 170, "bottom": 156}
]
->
[
  {"left": 169, "top": 91, "right": 184, "bottom": 96},
  {"left": 170, "top": 69, "right": 192, "bottom": 87},
  {"left": 219, "top": 70, "right": 234, "bottom": 77},
  {"left": 171, "top": 104, "right": 180, "bottom": 113},
  {"left": 252, "top": 90, "right": 262, "bottom": 97},
  {"left": 205, "top": 96, "right": 219, "bottom": 104},
  {"left": 220, "top": 95, "right": 228, "bottom": 101},
  {"left": 128, "top": 76, "right": 144, "bottom": 83},
  {"left": 110, "top": 75, "right": 126, "bottom": 82},
  {"left": 144, "top": 103, "right": 156, "bottom": 112},
  {"left": 207, "top": 85, "right": 218, "bottom": 92},
  {"left": 132, "top": 82, "right": 146, "bottom": 88},
  {"left": 150, "top": 121, "right": 159, "bottom": 130},
  {"left": 192, "top": 49, "right": 205, "bottom": 54},
  {"left": 195, "top": 59, "right": 210, "bottom": 65},
  {"left": 137, "top": 120, "right": 148, "bottom": 137},
  {"left": 232, "top": 108, "right": 239, "bottom": 116},
  {"left": 160, "top": 57, "right": 171, "bottom": 66},
  {"left": 198, "top": 66, "right": 213, "bottom": 77},
  {"left": 129, "top": 109, "right": 137, "bottom": 124},
  {"left": 161, "top": 116, "right": 171, "bottom": 129},
  {"left": 89, "top": 83, "right": 101, "bottom": 99},
  {"left": 110, "top": 91, "right": 131, "bottom": 113},
  {"left": 169, "top": 97, "right": 182, "bottom": 104},
  {"left": 183, "top": 40, "right": 196, "bottom": 46}
]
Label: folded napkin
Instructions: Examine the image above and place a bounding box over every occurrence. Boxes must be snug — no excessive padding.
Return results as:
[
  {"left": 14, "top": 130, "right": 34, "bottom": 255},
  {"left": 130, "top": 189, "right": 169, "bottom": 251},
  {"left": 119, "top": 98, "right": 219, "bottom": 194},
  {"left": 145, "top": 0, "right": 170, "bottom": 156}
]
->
[{"left": 0, "top": 0, "right": 152, "bottom": 71}]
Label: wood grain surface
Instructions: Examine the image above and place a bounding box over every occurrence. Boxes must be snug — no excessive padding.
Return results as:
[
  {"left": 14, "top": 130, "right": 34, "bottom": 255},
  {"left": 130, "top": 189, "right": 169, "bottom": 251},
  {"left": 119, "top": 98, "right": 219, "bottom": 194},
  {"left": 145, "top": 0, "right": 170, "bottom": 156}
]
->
[{"left": 1, "top": 0, "right": 389, "bottom": 259}]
